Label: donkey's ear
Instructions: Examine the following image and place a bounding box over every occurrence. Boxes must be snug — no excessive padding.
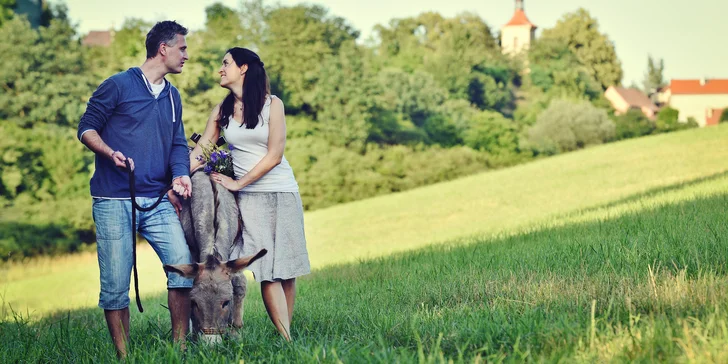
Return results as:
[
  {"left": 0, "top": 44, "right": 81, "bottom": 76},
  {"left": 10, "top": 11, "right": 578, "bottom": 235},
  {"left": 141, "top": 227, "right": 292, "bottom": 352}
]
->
[
  {"left": 164, "top": 263, "right": 202, "bottom": 278},
  {"left": 225, "top": 249, "right": 267, "bottom": 273}
]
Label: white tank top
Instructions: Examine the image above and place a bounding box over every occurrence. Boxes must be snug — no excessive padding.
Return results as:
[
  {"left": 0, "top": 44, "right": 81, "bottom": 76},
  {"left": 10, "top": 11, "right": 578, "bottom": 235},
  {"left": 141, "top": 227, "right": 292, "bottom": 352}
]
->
[{"left": 223, "top": 95, "right": 299, "bottom": 193}]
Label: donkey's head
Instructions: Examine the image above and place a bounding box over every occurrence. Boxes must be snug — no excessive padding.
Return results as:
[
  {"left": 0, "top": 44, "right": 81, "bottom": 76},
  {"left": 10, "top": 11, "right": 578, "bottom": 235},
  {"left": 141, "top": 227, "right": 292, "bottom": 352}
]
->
[{"left": 164, "top": 249, "right": 267, "bottom": 342}]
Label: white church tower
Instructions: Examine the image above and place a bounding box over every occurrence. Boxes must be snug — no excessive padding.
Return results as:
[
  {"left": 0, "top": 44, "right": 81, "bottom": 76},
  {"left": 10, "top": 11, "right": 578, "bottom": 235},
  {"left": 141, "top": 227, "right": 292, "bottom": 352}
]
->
[{"left": 501, "top": 0, "right": 537, "bottom": 55}]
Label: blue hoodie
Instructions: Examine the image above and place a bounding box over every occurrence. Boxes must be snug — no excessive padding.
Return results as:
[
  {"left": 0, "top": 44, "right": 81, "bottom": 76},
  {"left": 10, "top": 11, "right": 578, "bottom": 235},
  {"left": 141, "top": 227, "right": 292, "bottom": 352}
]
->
[{"left": 78, "top": 67, "right": 190, "bottom": 198}]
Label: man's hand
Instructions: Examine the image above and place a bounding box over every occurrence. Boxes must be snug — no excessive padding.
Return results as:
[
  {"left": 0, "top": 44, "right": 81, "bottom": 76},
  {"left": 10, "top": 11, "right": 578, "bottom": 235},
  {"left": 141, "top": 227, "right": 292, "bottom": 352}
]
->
[
  {"left": 110, "top": 150, "right": 134, "bottom": 170},
  {"left": 167, "top": 190, "right": 183, "bottom": 217},
  {"left": 172, "top": 175, "right": 192, "bottom": 199}
]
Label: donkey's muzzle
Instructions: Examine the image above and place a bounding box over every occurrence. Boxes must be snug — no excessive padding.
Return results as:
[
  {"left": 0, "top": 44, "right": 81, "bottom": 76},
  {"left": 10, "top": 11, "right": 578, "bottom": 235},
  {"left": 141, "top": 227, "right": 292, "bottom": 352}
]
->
[
  {"left": 200, "top": 328, "right": 225, "bottom": 344},
  {"left": 201, "top": 328, "right": 225, "bottom": 335}
]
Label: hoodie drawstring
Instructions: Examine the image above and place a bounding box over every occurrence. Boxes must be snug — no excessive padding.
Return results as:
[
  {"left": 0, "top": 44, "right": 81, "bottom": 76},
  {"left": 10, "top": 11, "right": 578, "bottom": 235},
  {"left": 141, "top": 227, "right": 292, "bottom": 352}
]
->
[
  {"left": 141, "top": 70, "right": 176, "bottom": 123},
  {"left": 170, "top": 92, "right": 176, "bottom": 123}
]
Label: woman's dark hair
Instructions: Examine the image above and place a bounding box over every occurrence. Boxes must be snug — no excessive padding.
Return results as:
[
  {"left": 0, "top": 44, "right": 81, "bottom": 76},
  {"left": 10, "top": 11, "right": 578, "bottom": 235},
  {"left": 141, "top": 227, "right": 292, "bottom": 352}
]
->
[{"left": 218, "top": 48, "right": 270, "bottom": 129}]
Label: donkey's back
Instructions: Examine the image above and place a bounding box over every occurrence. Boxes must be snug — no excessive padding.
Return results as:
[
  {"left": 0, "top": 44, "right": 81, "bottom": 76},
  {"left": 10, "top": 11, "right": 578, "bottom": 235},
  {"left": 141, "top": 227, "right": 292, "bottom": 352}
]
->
[{"left": 179, "top": 172, "right": 242, "bottom": 262}]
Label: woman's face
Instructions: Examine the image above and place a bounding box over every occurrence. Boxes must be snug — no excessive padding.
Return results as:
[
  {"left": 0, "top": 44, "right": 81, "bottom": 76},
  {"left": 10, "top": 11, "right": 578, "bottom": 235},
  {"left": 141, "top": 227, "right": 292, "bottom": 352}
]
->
[{"left": 218, "top": 53, "right": 247, "bottom": 89}]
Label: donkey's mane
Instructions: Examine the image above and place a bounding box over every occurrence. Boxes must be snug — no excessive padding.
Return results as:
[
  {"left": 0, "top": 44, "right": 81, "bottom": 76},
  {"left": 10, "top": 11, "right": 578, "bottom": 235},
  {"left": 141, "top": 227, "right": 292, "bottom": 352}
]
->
[{"left": 204, "top": 254, "right": 221, "bottom": 270}]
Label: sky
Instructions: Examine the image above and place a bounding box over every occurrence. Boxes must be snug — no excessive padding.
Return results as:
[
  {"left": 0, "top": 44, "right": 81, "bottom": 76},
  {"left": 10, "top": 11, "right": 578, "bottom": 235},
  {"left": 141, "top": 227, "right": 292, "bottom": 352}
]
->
[{"left": 62, "top": 0, "right": 727, "bottom": 87}]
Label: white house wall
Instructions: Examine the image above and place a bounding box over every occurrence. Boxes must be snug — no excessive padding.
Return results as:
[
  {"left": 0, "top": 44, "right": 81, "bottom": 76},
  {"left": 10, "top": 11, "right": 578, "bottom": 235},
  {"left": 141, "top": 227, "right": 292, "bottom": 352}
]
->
[
  {"left": 501, "top": 25, "right": 533, "bottom": 55},
  {"left": 670, "top": 94, "right": 728, "bottom": 127}
]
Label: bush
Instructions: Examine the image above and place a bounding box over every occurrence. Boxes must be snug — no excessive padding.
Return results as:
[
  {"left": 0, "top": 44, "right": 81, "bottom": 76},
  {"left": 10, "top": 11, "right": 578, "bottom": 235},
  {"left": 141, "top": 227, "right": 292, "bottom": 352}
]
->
[
  {"left": 285, "top": 137, "right": 496, "bottom": 210},
  {"left": 524, "top": 99, "right": 615, "bottom": 155},
  {"left": 613, "top": 109, "right": 655, "bottom": 140},
  {"left": 0, "top": 222, "right": 88, "bottom": 261},
  {"left": 655, "top": 107, "right": 699, "bottom": 133},
  {"left": 462, "top": 110, "right": 520, "bottom": 156}
]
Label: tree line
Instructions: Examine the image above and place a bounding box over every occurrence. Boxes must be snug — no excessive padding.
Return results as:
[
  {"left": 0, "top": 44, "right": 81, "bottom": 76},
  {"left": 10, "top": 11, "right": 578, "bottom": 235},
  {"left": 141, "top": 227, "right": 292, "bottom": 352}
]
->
[{"left": 0, "top": 1, "right": 695, "bottom": 260}]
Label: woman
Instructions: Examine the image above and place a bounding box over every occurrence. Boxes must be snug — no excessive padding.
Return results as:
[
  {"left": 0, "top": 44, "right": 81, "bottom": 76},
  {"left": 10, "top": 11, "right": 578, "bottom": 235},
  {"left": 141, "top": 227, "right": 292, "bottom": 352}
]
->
[{"left": 189, "top": 47, "right": 310, "bottom": 341}]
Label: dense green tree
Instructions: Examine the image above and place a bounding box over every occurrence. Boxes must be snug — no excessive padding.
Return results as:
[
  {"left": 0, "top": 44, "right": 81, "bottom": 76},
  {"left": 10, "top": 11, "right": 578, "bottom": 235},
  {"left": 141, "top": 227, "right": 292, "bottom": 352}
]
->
[
  {"left": 200, "top": 3, "right": 246, "bottom": 51},
  {"left": 469, "top": 56, "right": 519, "bottom": 114},
  {"left": 0, "top": 0, "right": 14, "bottom": 26},
  {"left": 0, "top": 16, "right": 95, "bottom": 128},
  {"left": 528, "top": 38, "right": 602, "bottom": 100},
  {"left": 379, "top": 70, "right": 446, "bottom": 127},
  {"left": 171, "top": 3, "right": 244, "bottom": 134},
  {"left": 374, "top": 12, "right": 497, "bottom": 71},
  {"left": 0, "top": 122, "right": 91, "bottom": 212},
  {"left": 540, "top": 8, "right": 622, "bottom": 89},
  {"left": 310, "top": 42, "right": 382, "bottom": 149},
  {"left": 260, "top": 4, "right": 359, "bottom": 113},
  {"left": 374, "top": 12, "right": 515, "bottom": 114},
  {"left": 373, "top": 68, "right": 472, "bottom": 146}
]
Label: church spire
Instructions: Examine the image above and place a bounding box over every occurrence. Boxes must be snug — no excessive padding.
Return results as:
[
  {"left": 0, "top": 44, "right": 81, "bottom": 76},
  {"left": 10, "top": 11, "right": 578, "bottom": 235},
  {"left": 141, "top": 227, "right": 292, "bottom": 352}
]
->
[{"left": 501, "top": 0, "right": 536, "bottom": 56}]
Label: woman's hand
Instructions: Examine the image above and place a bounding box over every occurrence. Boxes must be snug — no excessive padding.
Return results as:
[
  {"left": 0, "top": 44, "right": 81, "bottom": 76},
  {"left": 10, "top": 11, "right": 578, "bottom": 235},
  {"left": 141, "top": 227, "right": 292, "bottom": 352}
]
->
[{"left": 211, "top": 172, "right": 241, "bottom": 191}]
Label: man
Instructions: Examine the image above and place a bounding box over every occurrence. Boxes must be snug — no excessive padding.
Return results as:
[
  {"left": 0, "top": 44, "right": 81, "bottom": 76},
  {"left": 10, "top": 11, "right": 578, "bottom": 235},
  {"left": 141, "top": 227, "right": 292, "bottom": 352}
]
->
[{"left": 77, "top": 20, "right": 193, "bottom": 358}]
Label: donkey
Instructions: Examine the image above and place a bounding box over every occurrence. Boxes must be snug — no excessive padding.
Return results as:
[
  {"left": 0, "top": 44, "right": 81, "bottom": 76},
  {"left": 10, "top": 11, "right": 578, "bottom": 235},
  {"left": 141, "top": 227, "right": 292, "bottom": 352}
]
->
[{"left": 164, "top": 171, "right": 266, "bottom": 343}]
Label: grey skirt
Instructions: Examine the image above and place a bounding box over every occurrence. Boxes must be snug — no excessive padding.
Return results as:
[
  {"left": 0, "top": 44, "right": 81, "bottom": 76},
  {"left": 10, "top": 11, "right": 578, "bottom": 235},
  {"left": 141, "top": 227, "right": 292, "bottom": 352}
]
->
[{"left": 231, "top": 192, "right": 311, "bottom": 282}]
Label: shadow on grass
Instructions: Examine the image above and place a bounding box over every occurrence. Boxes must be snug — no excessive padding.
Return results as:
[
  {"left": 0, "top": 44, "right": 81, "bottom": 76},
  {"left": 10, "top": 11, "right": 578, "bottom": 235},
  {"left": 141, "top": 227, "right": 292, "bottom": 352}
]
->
[
  {"left": 563, "top": 168, "right": 728, "bottom": 218},
  {"left": 3, "top": 193, "right": 728, "bottom": 362}
]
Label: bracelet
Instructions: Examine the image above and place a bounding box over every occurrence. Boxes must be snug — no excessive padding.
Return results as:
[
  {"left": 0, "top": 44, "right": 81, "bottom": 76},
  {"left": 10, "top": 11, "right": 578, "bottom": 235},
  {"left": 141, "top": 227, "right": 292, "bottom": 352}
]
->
[{"left": 109, "top": 150, "right": 117, "bottom": 159}]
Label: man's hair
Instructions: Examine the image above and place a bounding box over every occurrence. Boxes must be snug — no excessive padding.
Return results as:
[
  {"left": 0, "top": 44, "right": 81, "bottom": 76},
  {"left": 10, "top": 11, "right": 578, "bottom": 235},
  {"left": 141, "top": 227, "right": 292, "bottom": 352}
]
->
[{"left": 145, "top": 21, "right": 188, "bottom": 59}]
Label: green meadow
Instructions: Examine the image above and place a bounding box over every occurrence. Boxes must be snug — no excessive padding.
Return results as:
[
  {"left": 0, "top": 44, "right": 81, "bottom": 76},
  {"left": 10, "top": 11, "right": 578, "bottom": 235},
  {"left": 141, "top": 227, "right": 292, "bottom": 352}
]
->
[{"left": 2, "top": 125, "right": 728, "bottom": 362}]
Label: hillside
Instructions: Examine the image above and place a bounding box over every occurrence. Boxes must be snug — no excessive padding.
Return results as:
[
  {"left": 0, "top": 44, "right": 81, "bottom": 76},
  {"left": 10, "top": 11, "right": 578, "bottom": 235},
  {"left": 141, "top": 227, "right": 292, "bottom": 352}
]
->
[{"left": 2, "top": 125, "right": 728, "bottom": 316}]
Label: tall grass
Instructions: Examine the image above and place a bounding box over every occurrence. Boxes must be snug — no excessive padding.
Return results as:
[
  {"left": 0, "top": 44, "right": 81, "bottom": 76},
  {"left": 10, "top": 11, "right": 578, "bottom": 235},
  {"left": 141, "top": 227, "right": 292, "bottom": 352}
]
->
[{"left": 2, "top": 193, "right": 728, "bottom": 362}]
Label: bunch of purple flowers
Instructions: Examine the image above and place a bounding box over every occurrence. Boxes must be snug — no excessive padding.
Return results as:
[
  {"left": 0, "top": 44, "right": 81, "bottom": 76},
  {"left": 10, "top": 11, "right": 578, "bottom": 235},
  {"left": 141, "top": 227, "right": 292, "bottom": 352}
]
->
[{"left": 196, "top": 143, "right": 234, "bottom": 177}]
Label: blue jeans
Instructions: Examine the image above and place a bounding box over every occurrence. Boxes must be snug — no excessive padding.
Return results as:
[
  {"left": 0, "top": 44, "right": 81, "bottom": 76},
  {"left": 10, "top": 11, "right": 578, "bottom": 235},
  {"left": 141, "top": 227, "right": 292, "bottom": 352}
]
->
[{"left": 92, "top": 197, "right": 193, "bottom": 310}]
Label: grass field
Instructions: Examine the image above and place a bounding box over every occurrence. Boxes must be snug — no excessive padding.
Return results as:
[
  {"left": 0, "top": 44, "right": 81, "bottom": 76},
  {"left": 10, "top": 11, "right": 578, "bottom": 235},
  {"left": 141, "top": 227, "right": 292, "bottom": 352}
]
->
[{"left": 2, "top": 125, "right": 728, "bottom": 361}]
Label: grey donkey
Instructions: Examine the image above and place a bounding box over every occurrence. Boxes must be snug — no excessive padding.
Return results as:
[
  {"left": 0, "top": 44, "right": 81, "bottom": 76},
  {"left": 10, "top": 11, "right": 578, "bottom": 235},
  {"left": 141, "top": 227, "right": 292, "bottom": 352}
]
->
[{"left": 164, "top": 171, "right": 266, "bottom": 343}]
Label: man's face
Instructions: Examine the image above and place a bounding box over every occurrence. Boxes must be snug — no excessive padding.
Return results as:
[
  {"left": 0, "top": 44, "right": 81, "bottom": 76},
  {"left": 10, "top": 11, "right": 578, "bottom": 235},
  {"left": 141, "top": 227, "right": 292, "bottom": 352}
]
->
[{"left": 162, "top": 34, "right": 188, "bottom": 74}]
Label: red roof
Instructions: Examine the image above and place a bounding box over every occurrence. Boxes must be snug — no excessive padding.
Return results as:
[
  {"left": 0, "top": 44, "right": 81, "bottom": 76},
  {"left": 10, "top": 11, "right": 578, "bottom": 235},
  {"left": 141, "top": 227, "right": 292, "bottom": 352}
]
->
[
  {"left": 609, "top": 86, "right": 658, "bottom": 111},
  {"left": 706, "top": 108, "right": 724, "bottom": 126},
  {"left": 505, "top": 9, "right": 536, "bottom": 28},
  {"left": 670, "top": 79, "right": 728, "bottom": 95},
  {"left": 82, "top": 31, "right": 113, "bottom": 47}
]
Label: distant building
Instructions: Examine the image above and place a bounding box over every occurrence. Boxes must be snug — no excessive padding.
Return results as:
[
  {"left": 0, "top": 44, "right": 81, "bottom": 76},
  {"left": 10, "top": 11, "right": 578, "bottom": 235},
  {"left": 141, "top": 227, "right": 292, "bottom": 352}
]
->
[
  {"left": 668, "top": 79, "right": 728, "bottom": 127},
  {"left": 604, "top": 86, "right": 659, "bottom": 119},
  {"left": 654, "top": 85, "right": 671, "bottom": 107},
  {"left": 82, "top": 30, "right": 114, "bottom": 47},
  {"left": 501, "top": 0, "right": 536, "bottom": 56},
  {"left": 705, "top": 108, "right": 724, "bottom": 126}
]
